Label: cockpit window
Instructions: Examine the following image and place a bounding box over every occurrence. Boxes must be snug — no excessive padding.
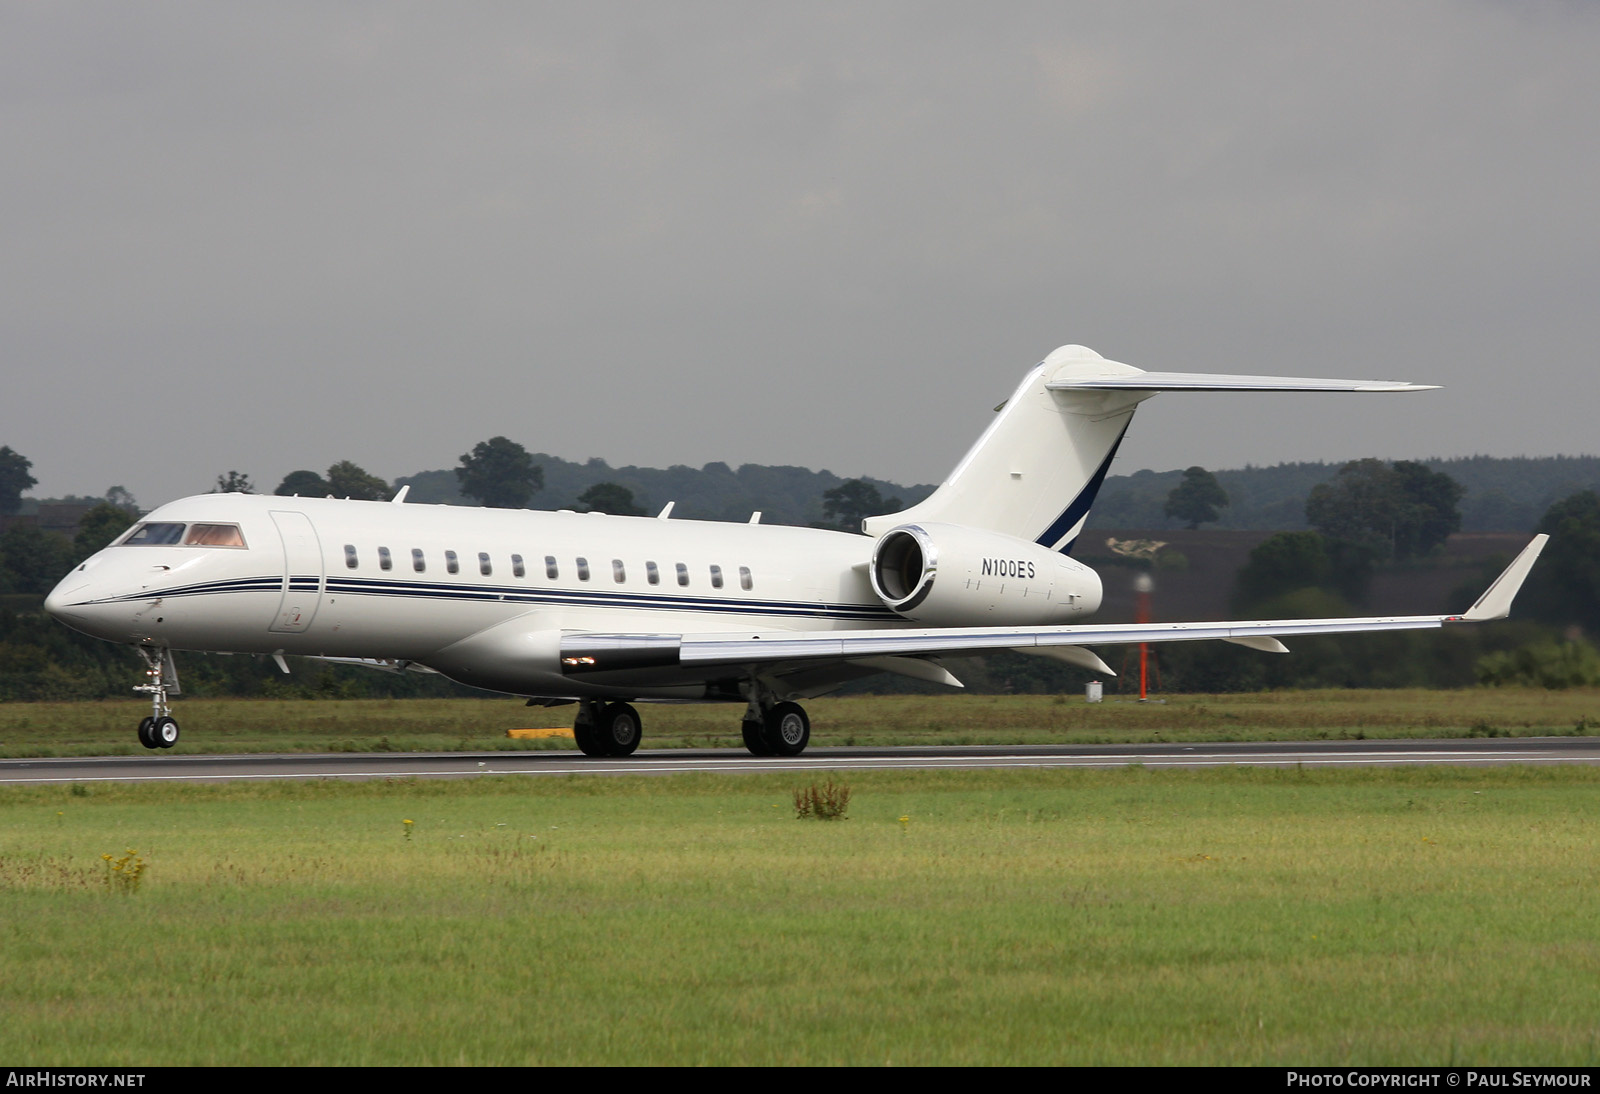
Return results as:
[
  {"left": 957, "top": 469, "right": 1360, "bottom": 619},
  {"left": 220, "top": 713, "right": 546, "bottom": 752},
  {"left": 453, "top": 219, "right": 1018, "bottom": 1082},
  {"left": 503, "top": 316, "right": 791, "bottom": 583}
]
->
[
  {"left": 121, "top": 523, "right": 186, "bottom": 546},
  {"left": 185, "top": 523, "right": 247, "bottom": 548},
  {"left": 119, "top": 522, "right": 249, "bottom": 548}
]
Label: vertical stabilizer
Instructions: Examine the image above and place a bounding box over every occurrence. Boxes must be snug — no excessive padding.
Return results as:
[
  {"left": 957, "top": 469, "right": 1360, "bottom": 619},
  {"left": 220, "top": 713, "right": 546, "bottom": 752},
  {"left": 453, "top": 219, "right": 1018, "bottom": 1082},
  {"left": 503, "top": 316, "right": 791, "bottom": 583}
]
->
[
  {"left": 862, "top": 345, "right": 1434, "bottom": 551},
  {"left": 862, "top": 346, "right": 1154, "bottom": 552}
]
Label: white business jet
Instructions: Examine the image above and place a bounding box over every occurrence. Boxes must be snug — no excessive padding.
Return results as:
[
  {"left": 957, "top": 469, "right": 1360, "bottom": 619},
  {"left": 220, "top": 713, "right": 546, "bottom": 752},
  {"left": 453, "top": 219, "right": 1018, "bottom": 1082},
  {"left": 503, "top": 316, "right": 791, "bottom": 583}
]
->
[{"left": 45, "top": 345, "right": 1547, "bottom": 757}]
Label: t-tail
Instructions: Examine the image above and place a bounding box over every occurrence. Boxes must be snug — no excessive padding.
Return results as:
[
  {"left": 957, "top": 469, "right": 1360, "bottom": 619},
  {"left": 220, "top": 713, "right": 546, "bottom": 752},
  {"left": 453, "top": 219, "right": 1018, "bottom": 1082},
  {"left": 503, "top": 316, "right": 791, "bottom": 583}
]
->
[{"left": 861, "top": 344, "right": 1435, "bottom": 552}]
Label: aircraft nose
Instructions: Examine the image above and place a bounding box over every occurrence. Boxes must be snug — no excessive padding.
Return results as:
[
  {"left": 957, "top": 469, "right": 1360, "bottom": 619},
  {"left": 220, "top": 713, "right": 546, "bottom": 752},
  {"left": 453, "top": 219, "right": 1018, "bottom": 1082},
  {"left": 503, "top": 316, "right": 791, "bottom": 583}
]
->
[{"left": 44, "top": 575, "right": 92, "bottom": 627}]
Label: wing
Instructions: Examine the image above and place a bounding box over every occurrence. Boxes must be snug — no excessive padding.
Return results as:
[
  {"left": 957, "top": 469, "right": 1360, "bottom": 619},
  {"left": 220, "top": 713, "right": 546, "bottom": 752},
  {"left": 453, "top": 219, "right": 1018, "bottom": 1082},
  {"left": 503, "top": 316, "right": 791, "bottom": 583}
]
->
[{"left": 560, "top": 535, "right": 1547, "bottom": 684}]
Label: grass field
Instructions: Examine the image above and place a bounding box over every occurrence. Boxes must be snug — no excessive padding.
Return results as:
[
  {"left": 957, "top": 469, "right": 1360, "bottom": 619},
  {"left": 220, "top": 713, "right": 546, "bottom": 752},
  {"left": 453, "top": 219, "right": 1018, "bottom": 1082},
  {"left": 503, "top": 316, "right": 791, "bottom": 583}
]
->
[
  {"left": 4, "top": 765, "right": 1600, "bottom": 1065},
  {"left": 1, "top": 687, "right": 1598, "bottom": 757}
]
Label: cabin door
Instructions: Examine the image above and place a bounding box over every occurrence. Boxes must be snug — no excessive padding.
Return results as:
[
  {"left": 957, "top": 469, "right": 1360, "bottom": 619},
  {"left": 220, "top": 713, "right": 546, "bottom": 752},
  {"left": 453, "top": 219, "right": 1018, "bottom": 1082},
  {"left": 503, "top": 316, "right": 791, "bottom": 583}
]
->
[{"left": 268, "top": 510, "right": 324, "bottom": 633}]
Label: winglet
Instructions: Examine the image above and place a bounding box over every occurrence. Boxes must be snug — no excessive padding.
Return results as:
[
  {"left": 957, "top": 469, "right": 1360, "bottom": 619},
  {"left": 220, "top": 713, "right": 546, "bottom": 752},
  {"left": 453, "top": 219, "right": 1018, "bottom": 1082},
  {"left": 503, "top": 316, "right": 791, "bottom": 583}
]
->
[
  {"left": 391, "top": 485, "right": 410, "bottom": 504},
  {"left": 657, "top": 502, "right": 675, "bottom": 520},
  {"left": 1459, "top": 534, "right": 1549, "bottom": 622}
]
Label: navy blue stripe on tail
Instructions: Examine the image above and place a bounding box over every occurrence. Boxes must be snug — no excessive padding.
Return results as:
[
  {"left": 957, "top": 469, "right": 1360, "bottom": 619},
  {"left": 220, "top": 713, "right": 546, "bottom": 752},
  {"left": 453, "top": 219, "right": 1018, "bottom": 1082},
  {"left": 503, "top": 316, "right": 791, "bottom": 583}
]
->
[{"left": 1033, "top": 421, "right": 1130, "bottom": 554}]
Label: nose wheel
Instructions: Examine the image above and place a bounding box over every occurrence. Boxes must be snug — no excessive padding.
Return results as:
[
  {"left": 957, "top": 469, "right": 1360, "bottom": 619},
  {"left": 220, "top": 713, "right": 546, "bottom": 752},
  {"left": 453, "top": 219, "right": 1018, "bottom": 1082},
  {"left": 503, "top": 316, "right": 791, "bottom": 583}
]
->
[
  {"left": 133, "top": 647, "right": 180, "bottom": 750},
  {"left": 136, "top": 715, "right": 179, "bottom": 749}
]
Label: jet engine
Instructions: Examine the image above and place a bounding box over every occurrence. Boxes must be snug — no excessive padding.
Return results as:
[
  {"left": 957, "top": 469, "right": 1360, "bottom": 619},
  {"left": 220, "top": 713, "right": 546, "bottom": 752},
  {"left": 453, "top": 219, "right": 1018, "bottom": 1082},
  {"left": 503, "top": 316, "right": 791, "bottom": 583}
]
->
[{"left": 868, "top": 522, "right": 1102, "bottom": 626}]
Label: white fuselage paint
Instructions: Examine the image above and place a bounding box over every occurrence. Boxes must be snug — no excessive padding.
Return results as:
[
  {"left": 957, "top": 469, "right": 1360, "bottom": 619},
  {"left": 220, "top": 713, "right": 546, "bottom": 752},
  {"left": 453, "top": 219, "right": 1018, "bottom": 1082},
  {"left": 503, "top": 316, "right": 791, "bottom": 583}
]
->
[{"left": 46, "top": 493, "right": 1100, "bottom": 701}]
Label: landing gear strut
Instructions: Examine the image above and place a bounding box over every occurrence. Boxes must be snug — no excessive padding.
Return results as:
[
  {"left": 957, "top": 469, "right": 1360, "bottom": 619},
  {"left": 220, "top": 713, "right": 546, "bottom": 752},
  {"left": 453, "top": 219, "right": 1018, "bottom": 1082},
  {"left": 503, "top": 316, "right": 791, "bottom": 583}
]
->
[
  {"left": 572, "top": 701, "right": 642, "bottom": 757},
  {"left": 133, "top": 646, "right": 180, "bottom": 750}
]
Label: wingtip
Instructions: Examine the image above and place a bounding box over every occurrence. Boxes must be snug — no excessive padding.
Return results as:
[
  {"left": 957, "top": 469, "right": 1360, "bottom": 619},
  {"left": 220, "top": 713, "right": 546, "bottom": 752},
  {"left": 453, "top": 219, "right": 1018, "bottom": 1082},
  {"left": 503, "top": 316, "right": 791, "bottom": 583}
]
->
[{"left": 1461, "top": 534, "right": 1549, "bottom": 622}]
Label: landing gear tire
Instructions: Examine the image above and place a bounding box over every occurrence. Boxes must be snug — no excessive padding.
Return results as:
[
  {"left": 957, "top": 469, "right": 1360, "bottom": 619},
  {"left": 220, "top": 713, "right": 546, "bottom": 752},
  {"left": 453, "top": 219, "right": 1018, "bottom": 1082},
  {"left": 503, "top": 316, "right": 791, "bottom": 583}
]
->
[
  {"left": 599, "top": 702, "right": 642, "bottom": 757},
  {"left": 761, "top": 702, "right": 810, "bottom": 757},
  {"left": 152, "top": 716, "right": 179, "bottom": 749},
  {"left": 133, "top": 647, "right": 180, "bottom": 751},
  {"left": 741, "top": 719, "right": 772, "bottom": 756},
  {"left": 573, "top": 721, "right": 607, "bottom": 757}
]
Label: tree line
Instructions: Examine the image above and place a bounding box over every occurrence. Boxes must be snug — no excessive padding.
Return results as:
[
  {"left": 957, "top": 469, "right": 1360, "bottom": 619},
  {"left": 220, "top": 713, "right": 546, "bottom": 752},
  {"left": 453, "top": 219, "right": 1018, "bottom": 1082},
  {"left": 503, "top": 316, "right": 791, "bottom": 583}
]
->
[{"left": 4, "top": 438, "right": 1600, "bottom": 698}]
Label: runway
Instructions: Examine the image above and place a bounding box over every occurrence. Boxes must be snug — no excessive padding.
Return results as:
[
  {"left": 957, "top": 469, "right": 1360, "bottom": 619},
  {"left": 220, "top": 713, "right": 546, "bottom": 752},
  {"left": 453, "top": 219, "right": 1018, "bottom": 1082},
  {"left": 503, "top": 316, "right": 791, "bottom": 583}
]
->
[{"left": 4, "top": 736, "right": 1600, "bottom": 785}]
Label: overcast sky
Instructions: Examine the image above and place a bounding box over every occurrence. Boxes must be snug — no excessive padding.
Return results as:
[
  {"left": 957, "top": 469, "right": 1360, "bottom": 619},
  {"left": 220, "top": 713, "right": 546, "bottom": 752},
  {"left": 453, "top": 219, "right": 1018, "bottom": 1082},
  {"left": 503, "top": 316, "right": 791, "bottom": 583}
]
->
[{"left": 4, "top": 2, "right": 1597, "bottom": 506}]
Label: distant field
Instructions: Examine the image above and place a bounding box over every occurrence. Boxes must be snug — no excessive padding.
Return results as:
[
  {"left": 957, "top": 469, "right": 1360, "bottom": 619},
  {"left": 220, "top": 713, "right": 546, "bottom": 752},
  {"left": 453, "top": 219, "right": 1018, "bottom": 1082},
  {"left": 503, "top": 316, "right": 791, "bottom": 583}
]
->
[
  {"left": 4, "top": 765, "right": 1599, "bottom": 1065},
  {"left": 1, "top": 688, "right": 1597, "bottom": 758}
]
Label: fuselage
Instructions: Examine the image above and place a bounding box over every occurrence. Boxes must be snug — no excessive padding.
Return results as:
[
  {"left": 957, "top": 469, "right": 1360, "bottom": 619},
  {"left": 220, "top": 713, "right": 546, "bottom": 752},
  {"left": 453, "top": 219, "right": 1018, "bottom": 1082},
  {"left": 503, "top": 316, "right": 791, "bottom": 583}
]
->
[{"left": 45, "top": 493, "right": 1104, "bottom": 700}]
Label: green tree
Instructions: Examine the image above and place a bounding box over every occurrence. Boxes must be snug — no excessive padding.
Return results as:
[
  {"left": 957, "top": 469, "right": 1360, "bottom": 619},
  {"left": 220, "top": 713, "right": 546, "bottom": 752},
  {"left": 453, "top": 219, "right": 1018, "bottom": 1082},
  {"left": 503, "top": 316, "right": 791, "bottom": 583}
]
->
[
  {"left": 1232, "top": 532, "right": 1333, "bottom": 610},
  {"left": 212, "top": 470, "right": 255, "bottom": 494},
  {"left": 575, "top": 482, "right": 646, "bottom": 516},
  {"left": 1163, "top": 466, "right": 1229, "bottom": 529},
  {"left": 1476, "top": 639, "right": 1600, "bottom": 689},
  {"left": 275, "top": 470, "right": 331, "bottom": 497},
  {"left": 1305, "top": 458, "right": 1462, "bottom": 560},
  {"left": 74, "top": 502, "right": 136, "bottom": 558},
  {"left": 821, "top": 479, "right": 901, "bottom": 532},
  {"left": 0, "top": 525, "right": 75, "bottom": 595},
  {"left": 0, "top": 446, "right": 37, "bottom": 515},
  {"left": 104, "top": 485, "right": 138, "bottom": 514},
  {"left": 1522, "top": 490, "right": 1600, "bottom": 633},
  {"left": 1390, "top": 461, "right": 1464, "bottom": 558},
  {"left": 326, "top": 461, "right": 390, "bottom": 501},
  {"left": 1233, "top": 530, "right": 1376, "bottom": 610},
  {"left": 456, "top": 437, "right": 542, "bottom": 509}
]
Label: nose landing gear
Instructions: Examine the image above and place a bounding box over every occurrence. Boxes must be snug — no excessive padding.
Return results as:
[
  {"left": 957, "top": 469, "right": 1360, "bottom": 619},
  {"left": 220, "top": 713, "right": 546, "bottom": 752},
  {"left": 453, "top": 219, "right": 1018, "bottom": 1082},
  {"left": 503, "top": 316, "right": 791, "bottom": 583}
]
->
[{"left": 133, "top": 647, "right": 180, "bottom": 750}]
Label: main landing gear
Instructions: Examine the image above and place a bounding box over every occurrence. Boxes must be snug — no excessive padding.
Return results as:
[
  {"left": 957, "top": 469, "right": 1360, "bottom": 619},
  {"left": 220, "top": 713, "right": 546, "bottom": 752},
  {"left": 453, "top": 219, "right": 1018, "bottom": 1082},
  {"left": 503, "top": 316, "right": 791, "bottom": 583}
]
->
[
  {"left": 740, "top": 698, "right": 810, "bottom": 758},
  {"left": 567, "top": 696, "right": 812, "bottom": 758},
  {"left": 133, "top": 646, "right": 180, "bottom": 750},
  {"left": 572, "top": 701, "right": 643, "bottom": 757}
]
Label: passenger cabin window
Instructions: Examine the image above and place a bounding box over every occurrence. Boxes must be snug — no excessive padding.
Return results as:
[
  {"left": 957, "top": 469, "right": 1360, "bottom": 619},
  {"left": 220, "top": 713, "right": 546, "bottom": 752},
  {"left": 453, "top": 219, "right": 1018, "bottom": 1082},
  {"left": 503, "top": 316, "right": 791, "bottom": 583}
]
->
[
  {"left": 646, "top": 561, "right": 659, "bottom": 585},
  {"left": 739, "top": 566, "right": 753, "bottom": 591},
  {"left": 576, "top": 557, "right": 590, "bottom": 581},
  {"left": 445, "top": 550, "right": 459, "bottom": 575},
  {"left": 545, "top": 556, "right": 559, "bottom": 579},
  {"left": 184, "top": 524, "right": 247, "bottom": 548},
  {"left": 412, "top": 548, "right": 426, "bottom": 573},
  {"left": 676, "top": 562, "right": 689, "bottom": 587},
  {"left": 512, "top": 554, "right": 525, "bottom": 578},
  {"left": 378, "top": 546, "right": 392, "bottom": 571},
  {"left": 710, "top": 564, "right": 724, "bottom": 589},
  {"left": 122, "top": 523, "right": 186, "bottom": 546},
  {"left": 344, "top": 544, "right": 358, "bottom": 569},
  {"left": 479, "top": 552, "right": 492, "bottom": 576},
  {"left": 612, "top": 559, "right": 626, "bottom": 583}
]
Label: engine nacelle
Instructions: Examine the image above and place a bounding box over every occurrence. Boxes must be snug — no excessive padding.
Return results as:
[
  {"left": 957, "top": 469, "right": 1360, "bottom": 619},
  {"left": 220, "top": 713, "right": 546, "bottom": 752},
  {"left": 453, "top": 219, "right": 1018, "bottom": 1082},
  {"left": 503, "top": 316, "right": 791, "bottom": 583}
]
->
[{"left": 868, "top": 522, "right": 1102, "bottom": 626}]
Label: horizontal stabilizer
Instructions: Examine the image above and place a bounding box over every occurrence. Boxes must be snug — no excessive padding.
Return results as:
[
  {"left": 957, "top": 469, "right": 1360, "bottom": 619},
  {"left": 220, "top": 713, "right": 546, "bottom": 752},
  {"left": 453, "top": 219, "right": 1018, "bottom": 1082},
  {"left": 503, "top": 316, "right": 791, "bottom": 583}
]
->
[{"left": 1049, "top": 372, "right": 1436, "bottom": 393}]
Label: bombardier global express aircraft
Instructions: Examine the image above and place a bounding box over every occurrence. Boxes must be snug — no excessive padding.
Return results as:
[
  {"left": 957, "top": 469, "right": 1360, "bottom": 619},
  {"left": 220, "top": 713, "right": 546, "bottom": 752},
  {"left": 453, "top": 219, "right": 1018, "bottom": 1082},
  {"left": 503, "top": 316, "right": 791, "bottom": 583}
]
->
[{"left": 45, "top": 345, "right": 1547, "bottom": 757}]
